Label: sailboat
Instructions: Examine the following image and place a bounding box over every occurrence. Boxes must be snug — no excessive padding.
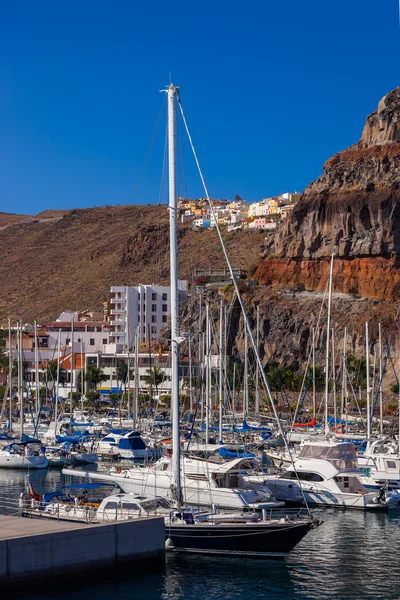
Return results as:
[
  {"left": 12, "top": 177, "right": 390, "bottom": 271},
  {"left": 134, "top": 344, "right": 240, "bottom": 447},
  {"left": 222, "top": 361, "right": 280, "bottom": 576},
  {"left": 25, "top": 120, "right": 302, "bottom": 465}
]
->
[{"left": 65, "top": 82, "right": 320, "bottom": 557}]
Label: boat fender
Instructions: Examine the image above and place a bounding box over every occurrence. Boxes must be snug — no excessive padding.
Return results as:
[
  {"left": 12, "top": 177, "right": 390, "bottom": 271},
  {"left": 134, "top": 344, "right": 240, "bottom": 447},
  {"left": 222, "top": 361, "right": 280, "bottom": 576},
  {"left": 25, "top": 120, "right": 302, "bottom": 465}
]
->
[
  {"left": 115, "top": 466, "right": 122, "bottom": 473},
  {"left": 165, "top": 537, "right": 175, "bottom": 549}
]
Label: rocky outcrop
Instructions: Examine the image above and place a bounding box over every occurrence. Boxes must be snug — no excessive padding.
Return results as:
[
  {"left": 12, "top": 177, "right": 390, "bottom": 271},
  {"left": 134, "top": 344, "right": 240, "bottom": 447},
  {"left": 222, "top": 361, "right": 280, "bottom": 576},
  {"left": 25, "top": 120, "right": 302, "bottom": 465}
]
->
[
  {"left": 274, "top": 88, "right": 400, "bottom": 262},
  {"left": 361, "top": 88, "right": 400, "bottom": 147}
]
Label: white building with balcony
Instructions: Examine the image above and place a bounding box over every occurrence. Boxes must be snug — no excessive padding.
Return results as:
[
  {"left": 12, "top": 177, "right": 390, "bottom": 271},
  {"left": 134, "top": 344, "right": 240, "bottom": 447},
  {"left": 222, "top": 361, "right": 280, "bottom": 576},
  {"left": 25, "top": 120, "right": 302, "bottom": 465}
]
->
[
  {"left": 109, "top": 282, "right": 188, "bottom": 351},
  {"left": 248, "top": 200, "right": 270, "bottom": 218}
]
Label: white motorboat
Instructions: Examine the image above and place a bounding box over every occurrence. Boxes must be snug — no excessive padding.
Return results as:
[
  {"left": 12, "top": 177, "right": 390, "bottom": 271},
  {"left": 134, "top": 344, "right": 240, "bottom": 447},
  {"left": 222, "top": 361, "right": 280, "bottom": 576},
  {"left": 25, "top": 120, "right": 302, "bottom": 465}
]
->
[
  {"left": 64, "top": 454, "right": 285, "bottom": 510},
  {"left": 96, "top": 430, "right": 158, "bottom": 461},
  {"left": 358, "top": 437, "right": 400, "bottom": 489},
  {"left": 264, "top": 440, "right": 398, "bottom": 510}
]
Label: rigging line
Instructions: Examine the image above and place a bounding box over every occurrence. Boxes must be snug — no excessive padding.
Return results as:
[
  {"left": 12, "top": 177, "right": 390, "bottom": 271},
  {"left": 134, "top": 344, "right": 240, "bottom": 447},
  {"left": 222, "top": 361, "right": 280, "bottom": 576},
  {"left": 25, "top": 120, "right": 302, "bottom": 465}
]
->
[
  {"left": 178, "top": 99, "right": 312, "bottom": 517},
  {"left": 131, "top": 94, "right": 167, "bottom": 203}
]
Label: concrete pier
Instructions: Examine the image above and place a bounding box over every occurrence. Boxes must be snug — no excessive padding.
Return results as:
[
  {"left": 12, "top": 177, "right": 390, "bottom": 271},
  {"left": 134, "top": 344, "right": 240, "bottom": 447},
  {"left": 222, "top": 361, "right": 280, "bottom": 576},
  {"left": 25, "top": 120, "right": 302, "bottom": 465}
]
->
[{"left": 0, "top": 514, "right": 164, "bottom": 583}]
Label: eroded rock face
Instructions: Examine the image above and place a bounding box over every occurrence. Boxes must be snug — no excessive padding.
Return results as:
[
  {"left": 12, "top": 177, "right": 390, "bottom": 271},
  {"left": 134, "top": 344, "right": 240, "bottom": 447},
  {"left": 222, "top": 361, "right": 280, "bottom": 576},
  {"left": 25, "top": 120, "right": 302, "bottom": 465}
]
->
[
  {"left": 275, "top": 87, "right": 400, "bottom": 261},
  {"left": 361, "top": 88, "right": 400, "bottom": 147}
]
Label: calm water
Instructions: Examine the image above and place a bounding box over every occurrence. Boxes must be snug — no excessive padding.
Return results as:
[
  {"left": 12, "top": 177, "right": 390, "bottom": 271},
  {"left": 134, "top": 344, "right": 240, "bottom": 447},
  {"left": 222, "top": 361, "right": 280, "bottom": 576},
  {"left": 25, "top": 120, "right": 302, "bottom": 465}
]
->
[{"left": 1, "top": 469, "right": 400, "bottom": 600}]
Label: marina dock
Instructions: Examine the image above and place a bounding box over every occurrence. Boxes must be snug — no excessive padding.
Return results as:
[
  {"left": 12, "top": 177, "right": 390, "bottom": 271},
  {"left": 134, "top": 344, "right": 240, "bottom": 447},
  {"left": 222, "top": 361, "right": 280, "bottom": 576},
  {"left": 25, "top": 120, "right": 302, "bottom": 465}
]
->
[{"left": 0, "top": 514, "right": 165, "bottom": 583}]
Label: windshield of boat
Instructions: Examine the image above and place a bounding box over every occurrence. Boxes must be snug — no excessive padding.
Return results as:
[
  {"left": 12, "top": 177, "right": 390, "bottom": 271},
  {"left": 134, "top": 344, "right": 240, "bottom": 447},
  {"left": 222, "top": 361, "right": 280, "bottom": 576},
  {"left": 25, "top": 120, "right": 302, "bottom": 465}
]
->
[
  {"left": 298, "top": 443, "right": 357, "bottom": 469},
  {"left": 141, "top": 498, "right": 171, "bottom": 511}
]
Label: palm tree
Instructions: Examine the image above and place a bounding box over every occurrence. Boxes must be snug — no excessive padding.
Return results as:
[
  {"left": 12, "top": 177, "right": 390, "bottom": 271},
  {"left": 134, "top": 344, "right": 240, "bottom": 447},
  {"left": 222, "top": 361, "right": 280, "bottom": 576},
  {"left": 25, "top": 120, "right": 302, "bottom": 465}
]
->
[
  {"left": 86, "top": 365, "right": 108, "bottom": 391},
  {"left": 144, "top": 366, "right": 165, "bottom": 399},
  {"left": 46, "top": 360, "right": 67, "bottom": 385}
]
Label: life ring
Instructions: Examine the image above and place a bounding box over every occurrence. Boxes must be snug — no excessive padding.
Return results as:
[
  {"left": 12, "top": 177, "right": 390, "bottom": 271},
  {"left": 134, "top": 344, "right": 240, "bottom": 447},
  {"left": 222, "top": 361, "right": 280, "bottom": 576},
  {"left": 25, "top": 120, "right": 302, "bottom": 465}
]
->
[{"left": 115, "top": 466, "right": 122, "bottom": 473}]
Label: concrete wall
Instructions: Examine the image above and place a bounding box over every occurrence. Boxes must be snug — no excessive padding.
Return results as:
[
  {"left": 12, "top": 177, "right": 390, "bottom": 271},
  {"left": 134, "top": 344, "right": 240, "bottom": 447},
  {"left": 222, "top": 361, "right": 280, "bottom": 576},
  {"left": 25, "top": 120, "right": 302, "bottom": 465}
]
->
[{"left": 0, "top": 516, "right": 164, "bottom": 583}]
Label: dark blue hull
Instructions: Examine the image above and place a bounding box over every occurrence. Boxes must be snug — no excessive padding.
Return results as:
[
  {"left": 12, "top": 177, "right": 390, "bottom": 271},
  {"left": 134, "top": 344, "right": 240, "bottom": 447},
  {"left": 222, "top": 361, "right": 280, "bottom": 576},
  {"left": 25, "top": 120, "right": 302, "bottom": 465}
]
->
[{"left": 165, "top": 520, "right": 317, "bottom": 559}]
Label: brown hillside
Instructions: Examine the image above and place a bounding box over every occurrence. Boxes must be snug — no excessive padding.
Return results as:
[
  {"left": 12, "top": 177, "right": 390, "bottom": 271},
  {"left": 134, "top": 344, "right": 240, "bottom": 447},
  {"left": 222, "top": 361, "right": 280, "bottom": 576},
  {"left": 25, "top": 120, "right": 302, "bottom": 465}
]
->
[
  {"left": 0, "top": 204, "right": 265, "bottom": 322},
  {"left": 0, "top": 212, "right": 32, "bottom": 227}
]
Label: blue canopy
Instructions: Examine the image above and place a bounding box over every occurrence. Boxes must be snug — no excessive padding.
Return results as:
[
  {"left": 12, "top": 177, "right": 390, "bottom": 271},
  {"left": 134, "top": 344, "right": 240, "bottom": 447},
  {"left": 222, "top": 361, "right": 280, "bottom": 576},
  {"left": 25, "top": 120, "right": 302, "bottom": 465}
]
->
[
  {"left": 21, "top": 434, "right": 41, "bottom": 443},
  {"left": 219, "top": 447, "right": 255, "bottom": 459}
]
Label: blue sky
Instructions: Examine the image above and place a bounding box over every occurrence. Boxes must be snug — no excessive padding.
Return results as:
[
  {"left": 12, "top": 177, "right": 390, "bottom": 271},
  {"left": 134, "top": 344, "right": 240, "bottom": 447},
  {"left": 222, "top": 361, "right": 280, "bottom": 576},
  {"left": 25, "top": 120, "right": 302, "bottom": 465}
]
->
[{"left": 1, "top": 0, "right": 400, "bottom": 215}]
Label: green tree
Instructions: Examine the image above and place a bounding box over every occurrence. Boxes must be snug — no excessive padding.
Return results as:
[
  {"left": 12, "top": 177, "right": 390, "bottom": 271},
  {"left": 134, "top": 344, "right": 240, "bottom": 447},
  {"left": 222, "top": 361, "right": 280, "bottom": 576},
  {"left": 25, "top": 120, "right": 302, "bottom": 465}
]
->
[
  {"left": 346, "top": 355, "right": 370, "bottom": 390},
  {"left": 86, "top": 365, "right": 108, "bottom": 391},
  {"left": 46, "top": 360, "right": 67, "bottom": 385},
  {"left": 265, "top": 364, "right": 303, "bottom": 392},
  {"left": 144, "top": 366, "right": 165, "bottom": 397}
]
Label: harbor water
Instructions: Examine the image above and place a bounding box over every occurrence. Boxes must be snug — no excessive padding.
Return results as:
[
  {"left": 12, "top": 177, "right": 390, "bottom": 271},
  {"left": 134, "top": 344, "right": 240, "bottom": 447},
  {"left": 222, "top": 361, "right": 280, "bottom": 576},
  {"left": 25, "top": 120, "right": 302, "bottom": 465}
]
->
[{"left": 1, "top": 469, "right": 399, "bottom": 600}]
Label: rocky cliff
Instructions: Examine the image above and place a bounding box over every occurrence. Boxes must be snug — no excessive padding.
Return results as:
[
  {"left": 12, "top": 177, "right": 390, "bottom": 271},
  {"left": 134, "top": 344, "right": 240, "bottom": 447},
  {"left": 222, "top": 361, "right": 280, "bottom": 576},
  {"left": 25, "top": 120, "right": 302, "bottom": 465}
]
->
[{"left": 257, "top": 87, "right": 400, "bottom": 300}]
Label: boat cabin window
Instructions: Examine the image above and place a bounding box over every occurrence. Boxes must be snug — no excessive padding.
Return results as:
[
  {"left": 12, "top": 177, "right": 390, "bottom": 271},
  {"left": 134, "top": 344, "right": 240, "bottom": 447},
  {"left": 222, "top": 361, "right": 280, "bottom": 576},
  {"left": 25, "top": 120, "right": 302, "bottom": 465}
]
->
[
  {"left": 298, "top": 443, "right": 357, "bottom": 470},
  {"left": 228, "top": 474, "right": 239, "bottom": 488},
  {"left": 334, "top": 476, "right": 364, "bottom": 493},
  {"left": 121, "top": 502, "right": 139, "bottom": 510},
  {"left": 288, "top": 471, "right": 324, "bottom": 482},
  {"left": 104, "top": 502, "right": 119, "bottom": 510},
  {"left": 141, "top": 500, "right": 160, "bottom": 512},
  {"left": 386, "top": 461, "right": 397, "bottom": 470}
]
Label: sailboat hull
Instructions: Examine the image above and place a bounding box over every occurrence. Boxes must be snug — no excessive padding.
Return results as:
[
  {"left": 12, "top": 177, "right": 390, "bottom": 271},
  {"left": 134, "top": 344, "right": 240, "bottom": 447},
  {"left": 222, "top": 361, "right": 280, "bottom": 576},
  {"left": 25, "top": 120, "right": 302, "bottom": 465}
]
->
[{"left": 166, "top": 521, "right": 316, "bottom": 558}]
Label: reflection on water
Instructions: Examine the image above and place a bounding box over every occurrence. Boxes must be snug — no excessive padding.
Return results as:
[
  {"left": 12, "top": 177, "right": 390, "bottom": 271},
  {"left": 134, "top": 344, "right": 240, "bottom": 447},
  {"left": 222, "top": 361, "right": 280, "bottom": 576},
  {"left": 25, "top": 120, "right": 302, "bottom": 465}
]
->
[{"left": 1, "top": 469, "right": 399, "bottom": 600}]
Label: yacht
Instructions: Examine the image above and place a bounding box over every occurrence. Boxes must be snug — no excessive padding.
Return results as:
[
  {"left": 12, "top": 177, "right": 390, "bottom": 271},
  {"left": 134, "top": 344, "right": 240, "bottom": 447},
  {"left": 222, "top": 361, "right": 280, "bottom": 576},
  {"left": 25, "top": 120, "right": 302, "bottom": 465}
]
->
[
  {"left": 64, "top": 454, "right": 285, "bottom": 510},
  {"left": 96, "top": 430, "right": 157, "bottom": 461},
  {"left": 22, "top": 488, "right": 319, "bottom": 559},
  {"left": 264, "top": 441, "right": 398, "bottom": 510},
  {"left": 0, "top": 439, "right": 48, "bottom": 469},
  {"left": 358, "top": 438, "right": 400, "bottom": 489}
]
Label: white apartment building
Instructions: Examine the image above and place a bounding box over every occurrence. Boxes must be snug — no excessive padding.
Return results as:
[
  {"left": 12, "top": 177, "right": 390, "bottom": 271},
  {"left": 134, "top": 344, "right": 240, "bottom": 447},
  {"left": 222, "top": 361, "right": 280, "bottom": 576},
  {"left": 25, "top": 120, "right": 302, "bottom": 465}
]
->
[
  {"left": 248, "top": 200, "right": 269, "bottom": 218},
  {"left": 109, "top": 282, "right": 188, "bottom": 350}
]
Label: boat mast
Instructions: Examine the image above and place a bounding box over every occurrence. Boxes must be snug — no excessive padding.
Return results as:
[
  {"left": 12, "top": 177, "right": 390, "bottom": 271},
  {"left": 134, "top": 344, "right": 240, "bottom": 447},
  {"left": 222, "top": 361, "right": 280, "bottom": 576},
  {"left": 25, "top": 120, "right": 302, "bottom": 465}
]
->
[
  {"left": 324, "top": 254, "right": 334, "bottom": 434},
  {"left": 134, "top": 325, "right": 139, "bottom": 430},
  {"left": 243, "top": 325, "right": 248, "bottom": 421},
  {"left": 312, "top": 325, "right": 316, "bottom": 433},
  {"left": 34, "top": 320, "right": 39, "bottom": 421},
  {"left": 219, "top": 299, "right": 223, "bottom": 443},
  {"left": 55, "top": 329, "right": 61, "bottom": 435},
  {"left": 188, "top": 333, "right": 193, "bottom": 414},
  {"left": 365, "top": 321, "right": 371, "bottom": 448},
  {"left": 19, "top": 321, "right": 24, "bottom": 438},
  {"left": 255, "top": 305, "right": 260, "bottom": 415},
  {"left": 166, "top": 82, "right": 182, "bottom": 506},
  {"left": 378, "top": 322, "right": 383, "bottom": 435},
  {"left": 8, "top": 319, "right": 12, "bottom": 433},
  {"left": 332, "top": 328, "right": 337, "bottom": 428},
  {"left": 80, "top": 338, "right": 84, "bottom": 412},
  {"left": 205, "top": 303, "right": 210, "bottom": 444},
  {"left": 70, "top": 316, "right": 74, "bottom": 419}
]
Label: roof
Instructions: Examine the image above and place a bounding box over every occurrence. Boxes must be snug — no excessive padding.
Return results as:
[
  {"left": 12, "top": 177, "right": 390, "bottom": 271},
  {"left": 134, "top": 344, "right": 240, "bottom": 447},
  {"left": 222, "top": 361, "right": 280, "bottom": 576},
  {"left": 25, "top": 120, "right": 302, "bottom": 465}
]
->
[
  {"left": 59, "top": 352, "right": 86, "bottom": 370},
  {"left": 45, "top": 321, "right": 109, "bottom": 329}
]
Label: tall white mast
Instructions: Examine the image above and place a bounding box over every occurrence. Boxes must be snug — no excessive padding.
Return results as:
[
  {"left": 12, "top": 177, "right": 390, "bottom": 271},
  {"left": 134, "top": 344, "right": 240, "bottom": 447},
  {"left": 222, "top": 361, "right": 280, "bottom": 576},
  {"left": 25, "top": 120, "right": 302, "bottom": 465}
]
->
[
  {"left": 378, "top": 322, "right": 383, "bottom": 435},
  {"left": 243, "top": 325, "right": 248, "bottom": 420},
  {"left": 332, "top": 328, "right": 337, "bottom": 427},
  {"left": 205, "top": 303, "right": 210, "bottom": 444},
  {"left": 219, "top": 299, "right": 223, "bottom": 443},
  {"left": 166, "top": 82, "right": 182, "bottom": 505},
  {"left": 255, "top": 305, "right": 260, "bottom": 414},
  {"left": 134, "top": 325, "right": 139, "bottom": 430},
  {"left": 188, "top": 334, "right": 193, "bottom": 414},
  {"left": 365, "top": 321, "right": 371, "bottom": 448},
  {"left": 312, "top": 325, "right": 316, "bottom": 433},
  {"left": 8, "top": 319, "right": 12, "bottom": 433},
  {"left": 19, "top": 322, "right": 23, "bottom": 438},
  {"left": 34, "top": 320, "right": 39, "bottom": 420},
  {"left": 324, "top": 254, "right": 334, "bottom": 434},
  {"left": 70, "top": 317, "right": 74, "bottom": 419},
  {"left": 55, "top": 329, "right": 61, "bottom": 435}
]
